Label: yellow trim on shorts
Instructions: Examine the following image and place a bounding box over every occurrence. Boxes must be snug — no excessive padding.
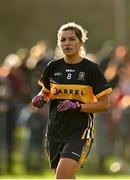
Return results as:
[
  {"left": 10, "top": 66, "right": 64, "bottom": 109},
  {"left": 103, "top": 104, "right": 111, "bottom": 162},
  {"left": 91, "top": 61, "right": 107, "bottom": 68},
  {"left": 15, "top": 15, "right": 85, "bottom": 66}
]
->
[
  {"left": 79, "top": 139, "right": 92, "bottom": 166},
  {"left": 81, "top": 120, "right": 89, "bottom": 140}
]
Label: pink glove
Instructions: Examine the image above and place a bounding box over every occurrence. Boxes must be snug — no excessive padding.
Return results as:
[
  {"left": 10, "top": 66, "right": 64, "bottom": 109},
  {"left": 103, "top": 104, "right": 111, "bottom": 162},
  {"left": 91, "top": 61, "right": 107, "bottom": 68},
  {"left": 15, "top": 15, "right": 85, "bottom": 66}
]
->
[
  {"left": 57, "top": 100, "right": 81, "bottom": 112},
  {"left": 32, "top": 95, "right": 45, "bottom": 108}
]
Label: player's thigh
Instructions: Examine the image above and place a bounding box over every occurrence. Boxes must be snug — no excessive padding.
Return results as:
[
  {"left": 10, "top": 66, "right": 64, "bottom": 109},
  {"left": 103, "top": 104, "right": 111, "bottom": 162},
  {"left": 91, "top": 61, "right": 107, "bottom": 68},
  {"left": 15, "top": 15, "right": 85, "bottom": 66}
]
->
[
  {"left": 61, "top": 138, "right": 93, "bottom": 166},
  {"left": 56, "top": 138, "right": 93, "bottom": 179},
  {"left": 56, "top": 157, "right": 81, "bottom": 179},
  {"left": 45, "top": 137, "right": 61, "bottom": 169}
]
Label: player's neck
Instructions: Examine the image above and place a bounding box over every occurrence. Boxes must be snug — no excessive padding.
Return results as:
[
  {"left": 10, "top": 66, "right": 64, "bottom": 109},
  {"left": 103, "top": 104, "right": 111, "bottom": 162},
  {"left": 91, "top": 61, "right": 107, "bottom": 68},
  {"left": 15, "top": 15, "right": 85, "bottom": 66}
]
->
[{"left": 64, "top": 55, "right": 83, "bottom": 64}]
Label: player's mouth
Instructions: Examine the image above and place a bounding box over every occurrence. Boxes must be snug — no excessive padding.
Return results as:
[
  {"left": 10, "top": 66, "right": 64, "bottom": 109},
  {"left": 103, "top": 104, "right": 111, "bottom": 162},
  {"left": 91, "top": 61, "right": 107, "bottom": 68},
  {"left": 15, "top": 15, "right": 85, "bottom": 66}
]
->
[{"left": 64, "top": 47, "right": 72, "bottom": 52}]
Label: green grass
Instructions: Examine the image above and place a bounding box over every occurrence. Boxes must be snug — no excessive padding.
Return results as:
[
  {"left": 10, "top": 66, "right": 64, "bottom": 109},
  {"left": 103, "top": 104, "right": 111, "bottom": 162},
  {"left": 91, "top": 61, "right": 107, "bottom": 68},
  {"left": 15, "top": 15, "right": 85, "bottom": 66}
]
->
[
  {"left": 0, "top": 171, "right": 130, "bottom": 179},
  {"left": 1, "top": 128, "right": 130, "bottom": 179},
  {"left": 1, "top": 152, "right": 130, "bottom": 179}
]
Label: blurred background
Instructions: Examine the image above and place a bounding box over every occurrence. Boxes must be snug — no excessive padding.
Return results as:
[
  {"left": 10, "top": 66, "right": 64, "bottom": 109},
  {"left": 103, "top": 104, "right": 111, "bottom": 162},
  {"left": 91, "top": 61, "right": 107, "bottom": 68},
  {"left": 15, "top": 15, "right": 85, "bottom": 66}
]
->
[{"left": 0, "top": 0, "right": 130, "bottom": 178}]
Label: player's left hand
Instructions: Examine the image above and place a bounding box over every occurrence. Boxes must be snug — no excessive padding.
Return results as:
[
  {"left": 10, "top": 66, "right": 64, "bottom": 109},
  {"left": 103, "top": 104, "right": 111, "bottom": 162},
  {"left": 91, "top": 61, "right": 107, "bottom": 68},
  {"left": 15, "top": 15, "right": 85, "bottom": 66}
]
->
[{"left": 57, "top": 100, "right": 81, "bottom": 112}]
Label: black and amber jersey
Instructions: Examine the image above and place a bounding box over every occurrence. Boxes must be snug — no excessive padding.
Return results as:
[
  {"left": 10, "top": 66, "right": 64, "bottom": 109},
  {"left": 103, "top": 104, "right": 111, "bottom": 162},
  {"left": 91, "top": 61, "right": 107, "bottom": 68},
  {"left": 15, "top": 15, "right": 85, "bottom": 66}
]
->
[{"left": 38, "top": 58, "right": 112, "bottom": 141}]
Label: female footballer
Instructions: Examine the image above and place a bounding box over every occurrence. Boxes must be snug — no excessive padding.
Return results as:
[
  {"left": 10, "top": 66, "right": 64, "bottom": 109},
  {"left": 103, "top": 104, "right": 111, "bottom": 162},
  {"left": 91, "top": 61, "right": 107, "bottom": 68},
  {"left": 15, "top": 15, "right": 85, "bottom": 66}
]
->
[{"left": 32, "top": 22, "right": 112, "bottom": 179}]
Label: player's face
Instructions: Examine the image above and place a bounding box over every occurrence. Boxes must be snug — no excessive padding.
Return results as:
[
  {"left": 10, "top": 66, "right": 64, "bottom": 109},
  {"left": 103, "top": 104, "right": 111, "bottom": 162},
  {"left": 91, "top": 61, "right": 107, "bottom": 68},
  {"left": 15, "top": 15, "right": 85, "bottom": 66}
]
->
[{"left": 59, "top": 30, "right": 82, "bottom": 58}]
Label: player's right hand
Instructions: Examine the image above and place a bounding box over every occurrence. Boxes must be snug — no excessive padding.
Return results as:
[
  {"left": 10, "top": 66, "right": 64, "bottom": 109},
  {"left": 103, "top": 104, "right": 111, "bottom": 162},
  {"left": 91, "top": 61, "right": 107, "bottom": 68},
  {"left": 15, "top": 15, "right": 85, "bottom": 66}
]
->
[{"left": 32, "top": 95, "right": 45, "bottom": 108}]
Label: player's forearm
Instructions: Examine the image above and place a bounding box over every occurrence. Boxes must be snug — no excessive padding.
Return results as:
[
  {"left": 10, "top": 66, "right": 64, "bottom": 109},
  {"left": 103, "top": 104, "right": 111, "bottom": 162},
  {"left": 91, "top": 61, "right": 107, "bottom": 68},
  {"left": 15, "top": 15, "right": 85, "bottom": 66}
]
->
[
  {"left": 38, "top": 89, "right": 45, "bottom": 96},
  {"left": 38, "top": 88, "right": 51, "bottom": 102},
  {"left": 80, "top": 98, "right": 110, "bottom": 113}
]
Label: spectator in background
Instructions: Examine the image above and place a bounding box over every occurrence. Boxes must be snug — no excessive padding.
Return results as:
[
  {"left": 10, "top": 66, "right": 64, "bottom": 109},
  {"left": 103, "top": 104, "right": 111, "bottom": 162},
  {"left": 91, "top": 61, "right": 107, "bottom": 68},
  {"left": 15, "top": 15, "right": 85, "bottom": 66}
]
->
[
  {"left": 26, "top": 40, "right": 53, "bottom": 94},
  {"left": 17, "top": 104, "right": 48, "bottom": 174},
  {"left": 25, "top": 109, "right": 47, "bottom": 173},
  {"left": 0, "top": 65, "right": 11, "bottom": 174},
  {"left": 2, "top": 53, "right": 30, "bottom": 173},
  {"left": 15, "top": 41, "right": 52, "bottom": 174},
  {"left": 111, "top": 56, "right": 130, "bottom": 163},
  {"left": 95, "top": 42, "right": 129, "bottom": 174}
]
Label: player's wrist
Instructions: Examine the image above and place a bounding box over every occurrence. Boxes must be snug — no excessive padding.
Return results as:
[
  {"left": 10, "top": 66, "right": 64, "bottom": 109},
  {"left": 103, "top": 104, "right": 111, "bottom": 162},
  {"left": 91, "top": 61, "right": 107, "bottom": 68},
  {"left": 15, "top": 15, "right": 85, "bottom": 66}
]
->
[
  {"left": 38, "top": 91, "right": 44, "bottom": 96},
  {"left": 75, "top": 101, "right": 81, "bottom": 110}
]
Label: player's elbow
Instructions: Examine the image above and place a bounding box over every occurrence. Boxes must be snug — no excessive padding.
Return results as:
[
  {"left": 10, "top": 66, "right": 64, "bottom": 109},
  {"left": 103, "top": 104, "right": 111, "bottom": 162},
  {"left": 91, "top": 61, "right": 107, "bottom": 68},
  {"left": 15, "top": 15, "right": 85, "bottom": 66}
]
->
[
  {"left": 103, "top": 100, "right": 110, "bottom": 111},
  {"left": 99, "top": 94, "right": 111, "bottom": 112}
]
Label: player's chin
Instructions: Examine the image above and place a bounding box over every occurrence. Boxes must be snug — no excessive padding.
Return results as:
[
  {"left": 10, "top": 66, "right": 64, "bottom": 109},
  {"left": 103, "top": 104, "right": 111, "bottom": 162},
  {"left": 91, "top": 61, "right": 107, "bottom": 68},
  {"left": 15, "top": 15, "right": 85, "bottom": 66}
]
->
[{"left": 64, "top": 52, "right": 74, "bottom": 57}]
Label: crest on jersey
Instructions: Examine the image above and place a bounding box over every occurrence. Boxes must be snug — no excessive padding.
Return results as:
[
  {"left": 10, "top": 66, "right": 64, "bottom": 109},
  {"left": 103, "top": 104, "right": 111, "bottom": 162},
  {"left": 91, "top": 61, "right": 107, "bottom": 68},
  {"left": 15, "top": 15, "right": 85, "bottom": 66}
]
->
[
  {"left": 53, "top": 87, "right": 58, "bottom": 95},
  {"left": 78, "top": 72, "right": 85, "bottom": 80}
]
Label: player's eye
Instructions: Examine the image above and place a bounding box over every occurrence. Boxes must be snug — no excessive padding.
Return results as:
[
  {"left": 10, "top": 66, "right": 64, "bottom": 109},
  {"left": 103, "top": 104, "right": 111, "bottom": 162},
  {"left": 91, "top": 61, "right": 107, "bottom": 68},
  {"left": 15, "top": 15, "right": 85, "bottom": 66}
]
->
[
  {"left": 60, "top": 38, "right": 66, "bottom": 42},
  {"left": 69, "top": 38, "right": 75, "bottom": 41}
]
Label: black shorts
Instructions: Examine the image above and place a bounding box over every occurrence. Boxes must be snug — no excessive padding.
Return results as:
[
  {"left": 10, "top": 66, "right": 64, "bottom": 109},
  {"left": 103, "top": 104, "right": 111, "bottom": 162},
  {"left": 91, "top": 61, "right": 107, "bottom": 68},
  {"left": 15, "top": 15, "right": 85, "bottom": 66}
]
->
[{"left": 45, "top": 137, "right": 93, "bottom": 169}]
